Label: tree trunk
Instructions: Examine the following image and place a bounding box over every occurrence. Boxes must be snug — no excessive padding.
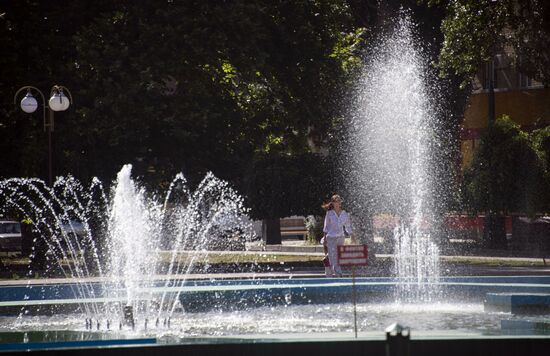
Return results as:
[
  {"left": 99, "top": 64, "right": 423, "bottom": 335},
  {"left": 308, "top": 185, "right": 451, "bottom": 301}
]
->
[
  {"left": 263, "top": 219, "right": 281, "bottom": 245},
  {"left": 483, "top": 214, "right": 507, "bottom": 249}
]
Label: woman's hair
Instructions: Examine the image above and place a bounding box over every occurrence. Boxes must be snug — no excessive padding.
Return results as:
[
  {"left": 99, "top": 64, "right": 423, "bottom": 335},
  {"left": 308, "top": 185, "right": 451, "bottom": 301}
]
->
[{"left": 321, "top": 194, "right": 343, "bottom": 211}]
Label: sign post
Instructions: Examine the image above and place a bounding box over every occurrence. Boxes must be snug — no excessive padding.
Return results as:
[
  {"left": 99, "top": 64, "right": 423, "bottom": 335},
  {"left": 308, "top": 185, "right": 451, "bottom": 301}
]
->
[{"left": 338, "top": 244, "right": 369, "bottom": 338}]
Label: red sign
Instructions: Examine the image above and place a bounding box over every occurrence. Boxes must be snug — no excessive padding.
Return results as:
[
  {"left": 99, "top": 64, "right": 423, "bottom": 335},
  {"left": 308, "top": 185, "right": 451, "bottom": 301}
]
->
[{"left": 337, "top": 245, "right": 368, "bottom": 266}]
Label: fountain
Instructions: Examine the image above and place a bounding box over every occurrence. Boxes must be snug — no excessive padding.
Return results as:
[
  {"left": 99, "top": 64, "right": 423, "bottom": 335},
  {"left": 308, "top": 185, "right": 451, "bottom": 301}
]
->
[
  {"left": 0, "top": 13, "right": 549, "bottom": 355},
  {"left": 346, "top": 14, "right": 440, "bottom": 302},
  {"left": 0, "top": 164, "right": 254, "bottom": 325}
]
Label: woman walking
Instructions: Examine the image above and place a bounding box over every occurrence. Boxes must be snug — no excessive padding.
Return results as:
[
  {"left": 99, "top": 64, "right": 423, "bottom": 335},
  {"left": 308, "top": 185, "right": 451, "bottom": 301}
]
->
[{"left": 321, "top": 194, "right": 352, "bottom": 277}]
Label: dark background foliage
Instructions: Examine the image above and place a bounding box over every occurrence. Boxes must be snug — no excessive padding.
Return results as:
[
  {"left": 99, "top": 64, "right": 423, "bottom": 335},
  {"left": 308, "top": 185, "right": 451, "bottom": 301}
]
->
[{"left": 1, "top": 1, "right": 549, "bottom": 245}]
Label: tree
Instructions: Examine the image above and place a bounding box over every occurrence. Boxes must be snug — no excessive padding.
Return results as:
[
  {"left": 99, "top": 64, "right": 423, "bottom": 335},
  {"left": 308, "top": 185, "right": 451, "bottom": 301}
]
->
[
  {"left": 244, "top": 153, "right": 334, "bottom": 244},
  {"left": 67, "top": 1, "right": 365, "bottom": 185},
  {"left": 531, "top": 125, "right": 550, "bottom": 211},
  {"left": 428, "top": 0, "right": 550, "bottom": 86},
  {"left": 462, "top": 116, "right": 547, "bottom": 248},
  {"left": 0, "top": 0, "right": 120, "bottom": 181},
  {"left": 1, "top": 1, "right": 365, "bottom": 187}
]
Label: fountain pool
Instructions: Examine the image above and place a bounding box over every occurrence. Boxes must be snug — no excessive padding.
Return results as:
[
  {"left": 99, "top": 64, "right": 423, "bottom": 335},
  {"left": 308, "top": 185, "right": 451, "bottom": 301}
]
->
[{"left": 1, "top": 275, "right": 550, "bottom": 346}]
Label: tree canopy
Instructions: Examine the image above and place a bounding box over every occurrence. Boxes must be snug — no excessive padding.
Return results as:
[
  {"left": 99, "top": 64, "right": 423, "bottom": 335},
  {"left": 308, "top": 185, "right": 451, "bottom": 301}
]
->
[
  {"left": 244, "top": 153, "right": 335, "bottom": 221},
  {"left": 5, "top": 0, "right": 547, "bottom": 234},
  {"left": 462, "top": 116, "right": 548, "bottom": 216},
  {"left": 0, "top": 1, "right": 365, "bottom": 189},
  {"left": 428, "top": 0, "right": 550, "bottom": 86}
]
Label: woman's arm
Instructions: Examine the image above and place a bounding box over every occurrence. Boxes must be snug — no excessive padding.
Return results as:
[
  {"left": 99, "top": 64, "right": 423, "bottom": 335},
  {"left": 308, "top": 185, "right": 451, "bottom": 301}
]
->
[
  {"left": 323, "top": 212, "right": 330, "bottom": 235},
  {"left": 322, "top": 212, "right": 330, "bottom": 245},
  {"left": 344, "top": 212, "right": 353, "bottom": 234}
]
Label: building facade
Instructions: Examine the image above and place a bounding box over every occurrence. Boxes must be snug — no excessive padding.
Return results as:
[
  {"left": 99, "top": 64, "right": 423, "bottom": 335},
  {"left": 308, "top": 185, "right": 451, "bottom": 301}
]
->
[{"left": 460, "top": 51, "right": 550, "bottom": 169}]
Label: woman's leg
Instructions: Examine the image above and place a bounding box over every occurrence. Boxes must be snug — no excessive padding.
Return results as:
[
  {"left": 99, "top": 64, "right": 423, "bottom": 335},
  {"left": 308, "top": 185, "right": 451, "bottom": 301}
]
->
[
  {"left": 322, "top": 239, "right": 332, "bottom": 276},
  {"left": 327, "top": 237, "right": 339, "bottom": 275},
  {"left": 333, "top": 236, "right": 346, "bottom": 275}
]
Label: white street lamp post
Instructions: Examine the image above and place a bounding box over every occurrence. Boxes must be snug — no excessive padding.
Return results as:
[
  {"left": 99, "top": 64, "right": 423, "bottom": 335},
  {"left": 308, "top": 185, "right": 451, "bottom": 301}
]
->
[{"left": 14, "top": 85, "right": 74, "bottom": 186}]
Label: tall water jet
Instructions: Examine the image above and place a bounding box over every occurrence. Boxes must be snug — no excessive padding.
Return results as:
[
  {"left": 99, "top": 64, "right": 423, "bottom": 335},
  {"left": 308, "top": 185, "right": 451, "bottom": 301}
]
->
[
  {"left": 107, "top": 164, "right": 162, "bottom": 315},
  {"left": 347, "top": 14, "right": 440, "bottom": 302}
]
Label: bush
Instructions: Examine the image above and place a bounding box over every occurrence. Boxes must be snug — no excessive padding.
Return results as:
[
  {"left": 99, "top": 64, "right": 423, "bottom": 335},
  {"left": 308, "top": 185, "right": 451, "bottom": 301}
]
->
[
  {"left": 305, "top": 215, "right": 324, "bottom": 244},
  {"left": 463, "top": 116, "right": 546, "bottom": 215},
  {"left": 462, "top": 116, "right": 547, "bottom": 248},
  {"left": 531, "top": 126, "right": 550, "bottom": 212},
  {"left": 243, "top": 153, "right": 335, "bottom": 244}
]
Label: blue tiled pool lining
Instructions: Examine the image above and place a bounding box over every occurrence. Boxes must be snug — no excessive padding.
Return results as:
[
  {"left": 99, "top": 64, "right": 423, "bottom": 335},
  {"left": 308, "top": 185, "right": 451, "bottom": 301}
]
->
[{"left": 1, "top": 276, "right": 550, "bottom": 311}]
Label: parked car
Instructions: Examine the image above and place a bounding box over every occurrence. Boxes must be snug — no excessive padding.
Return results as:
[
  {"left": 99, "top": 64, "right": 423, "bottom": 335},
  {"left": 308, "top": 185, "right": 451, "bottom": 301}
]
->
[
  {"left": 0, "top": 220, "right": 22, "bottom": 252},
  {"left": 60, "top": 220, "right": 86, "bottom": 235}
]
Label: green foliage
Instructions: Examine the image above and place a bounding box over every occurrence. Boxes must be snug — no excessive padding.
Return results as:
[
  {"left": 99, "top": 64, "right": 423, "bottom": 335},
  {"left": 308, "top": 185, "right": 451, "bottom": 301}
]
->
[
  {"left": 462, "top": 116, "right": 547, "bottom": 215},
  {"left": 531, "top": 126, "right": 550, "bottom": 210},
  {"left": 0, "top": 1, "right": 117, "bottom": 179},
  {"left": 244, "top": 153, "right": 334, "bottom": 220},
  {"left": 531, "top": 126, "right": 550, "bottom": 169},
  {"left": 436, "top": 0, "right": 509, "bottom": 85},
  {"left": 0, "top": 1, "right": 365, "bottom": 193},
  {"left": 69, "top": 1, "right": 364, "bottom": 184},
  {"left": 431, "top": 0, "right": 550, "bottom": 86}
]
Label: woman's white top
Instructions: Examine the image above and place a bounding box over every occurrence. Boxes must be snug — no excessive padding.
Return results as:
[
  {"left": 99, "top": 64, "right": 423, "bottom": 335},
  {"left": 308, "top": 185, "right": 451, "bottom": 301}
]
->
[{"left": 323, "top": 210, "right": 353, "bottom": 238}]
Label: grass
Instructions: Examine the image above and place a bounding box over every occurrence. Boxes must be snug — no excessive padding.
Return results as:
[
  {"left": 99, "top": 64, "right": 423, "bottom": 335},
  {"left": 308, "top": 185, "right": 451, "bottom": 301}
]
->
[
  {"left": 157, "top": 250, "right": 324, "bottom": 264},
  {"left": 0, "top": 251, "right": 325, "bottom": 279},
  {"left": 440, "top": 255, "right": 548, "bottom": 267}
]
